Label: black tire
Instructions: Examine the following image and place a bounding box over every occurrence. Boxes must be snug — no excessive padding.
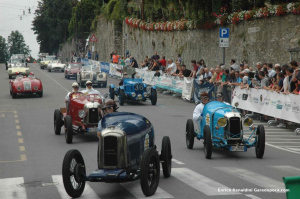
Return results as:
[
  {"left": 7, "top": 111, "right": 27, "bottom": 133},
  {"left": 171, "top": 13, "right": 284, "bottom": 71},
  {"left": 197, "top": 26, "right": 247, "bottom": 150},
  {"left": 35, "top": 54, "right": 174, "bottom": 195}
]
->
[
  {"left": 64, "top": 74, "right": 67, "bottom": 79},
  {"left": 119, "top": 90, "right": 125, "bottom": 106},
  {"left": 140, "top": 148, "right": 160, "bottom": 196},
  {"left": 38, "top": 89, "right": 43, "bottom": 97},
  {"left": 67, "top": 75, "right": 70, "bottom": 79},
  {"left": 151, "top": 89, "right": 157, "bottom": 105},
  {"left": 255, "top": 124, "right": 265, "bottom": 159},
  {"left": 161, "top": 136, "right": 172, "bottom": 178},
  {"left": 97, "top": 143, "right": 100, "bottom": 169},
  {"left": 12, "top": 92, "right": 16, "bottom": 99},
  {"left": 48, "top": 69, "right": 51, "bottom": 72},
  {"left": 9, "top": 76, "right": 11, "bottom": 79},
  {"left": 109, "top": 86, "right": 115, "bottom": 100},
  {"left": 65, "top": 115, "right": 73, "bottom": 144},
  {"left": 203, "top": 125, "right": 212, "bottom": 159},
  {"left": 62, "top": 149, "right": 86, "bottom": 198},
  {"left": 103, "top": 82, "right": 107, "bottom": 88},
  {"left": 54, "top": 109, "right": 62, "bottom": 135},
  {"left": 41, "top": 66, "right": 44, "bottom": 69},
  {"left": 186, "top": 119, "right": 195, "bottom": 149}
]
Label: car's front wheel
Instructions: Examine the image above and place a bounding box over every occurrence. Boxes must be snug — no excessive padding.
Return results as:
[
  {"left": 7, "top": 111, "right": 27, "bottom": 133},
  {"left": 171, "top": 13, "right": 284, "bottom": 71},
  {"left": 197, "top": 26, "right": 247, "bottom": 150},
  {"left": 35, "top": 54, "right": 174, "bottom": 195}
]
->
[
  {"left": 54, "top": 109, "right": 62, "bottom": 135},
  {"left": 119, "top": 90, "right": 125, "bottom": 106},
  {"left": 65, "top": 115, "right": 73, "bottom": 144},
  {"left": 255, "top": 124, "right": 265, "bottom": 159},
  {"left": 161, "top": 136, "right": 172, "bottom": 178},
  {"left": 150, "top": 89, "right": 157, "bottom": 105},
  {"left": 140, "top": 147, "right": 160, "bottom": 196},
  {"left": 109, "top": 86, "right": 115, "bottom": 100},
  {"left": 186, "top": 119, "right": 195, "bottom": 149},
  {"left": 204, "top": 125, "right": 212, "bottom": 159},
  {"left": 62, "top": 149, "right": 86, "bottom": 198},
  {"left": 38, "top": 89, "right": 43, "bottom": 98}
]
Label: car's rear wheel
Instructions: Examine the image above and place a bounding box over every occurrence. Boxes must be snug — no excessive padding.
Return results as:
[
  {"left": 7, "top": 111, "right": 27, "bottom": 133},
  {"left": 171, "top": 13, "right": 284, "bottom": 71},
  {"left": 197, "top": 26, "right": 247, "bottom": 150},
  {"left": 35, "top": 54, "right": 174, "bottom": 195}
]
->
[
  {"left": 103, "top": 82, "right": 107, "bottom": 88},
  {"left": 48, "top": 69, "right": 51, "bottom": 72},
  {"left": 203, "top": 125, "right": 212, "bottom": 159},
  {"left": 62, "top": 149, "right": 86, "bottom": 198},
  {"left": 140, "top": 147, "right": 160, "bottom": 196},
  {"left": 41, "top": 66, "right": 44, "bottom": 69},
  {"left": 186, "top": 119, "right": 195, "bottom": 149},
  {"left": 109, "top": 86, "right": 115, "bottom": 100},
  {"left": 38, "top": 89, "right": 43, "bottom": 98},
  {"left": 65, "top": 115, "right": 73, "bottom": 144},
  {"left": 54, "top": 109, "right": 62, "bottom": 135},
  {"left": 161, "top": 136, "right": 172, "bottom": 178},
  {"left": 255, "top": 124, "right": 265, "bottom": 159},
  {"left": 150, "top": 89, "right": 157, "bottom": 105},
  {"left": 119, "top": 90, "right": 125, "bottom": 106}
]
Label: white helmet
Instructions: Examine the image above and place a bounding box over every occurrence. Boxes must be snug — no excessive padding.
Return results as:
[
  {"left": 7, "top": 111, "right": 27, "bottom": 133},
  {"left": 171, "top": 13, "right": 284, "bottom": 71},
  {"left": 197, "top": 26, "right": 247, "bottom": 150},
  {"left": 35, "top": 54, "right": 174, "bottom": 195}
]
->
[{"left": 72, "top": 82, "right": 79, "bottom": 87}]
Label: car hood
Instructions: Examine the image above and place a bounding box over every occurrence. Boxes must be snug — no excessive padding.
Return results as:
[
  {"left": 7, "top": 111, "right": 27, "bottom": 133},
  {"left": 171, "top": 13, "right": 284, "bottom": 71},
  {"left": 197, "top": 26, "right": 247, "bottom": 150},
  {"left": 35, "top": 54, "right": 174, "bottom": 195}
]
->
[{"left": 9, "top": 68, "right": 29, "bottom": 73}]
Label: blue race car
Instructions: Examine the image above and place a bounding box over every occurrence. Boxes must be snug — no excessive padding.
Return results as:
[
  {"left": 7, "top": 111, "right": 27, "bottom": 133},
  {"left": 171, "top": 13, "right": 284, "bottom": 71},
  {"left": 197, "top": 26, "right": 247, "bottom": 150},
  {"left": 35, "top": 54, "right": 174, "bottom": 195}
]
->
[
  {"left": 109, "top": 77, "right": 157, "bottom": 106},
  {"left": 186, "top": 101, "right": 265, "bottom": 159},
  {"left": 62, "top": 112, "right": 172, "bottom": 198}
]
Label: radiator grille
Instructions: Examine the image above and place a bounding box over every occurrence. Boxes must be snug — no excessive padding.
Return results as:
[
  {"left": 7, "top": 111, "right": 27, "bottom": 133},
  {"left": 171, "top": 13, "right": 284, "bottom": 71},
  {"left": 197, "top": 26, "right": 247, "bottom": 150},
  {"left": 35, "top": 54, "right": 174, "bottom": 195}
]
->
[
  {"left": 104, "top": 136, "right": 118, "bottom": 166},
  {"left": 88, "top": 108, "right": 98, "bottom": 123},
  {"left": 229, "top": 117, "right": 241, "bottom": 138}
]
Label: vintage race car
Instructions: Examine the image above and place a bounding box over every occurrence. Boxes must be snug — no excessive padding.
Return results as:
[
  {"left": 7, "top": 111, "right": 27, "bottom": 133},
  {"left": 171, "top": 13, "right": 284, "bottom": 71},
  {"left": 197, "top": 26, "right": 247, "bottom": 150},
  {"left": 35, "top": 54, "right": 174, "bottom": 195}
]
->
[
  {"left": 76, "top": 64, "right": 107, "bottom": 88},
  {"left": 40, "top": 55, "right": 56, "bottom": 69},
  {"left": 7, "top": 54, "right": 27, "bottom": 69},
  {"left": 9, "top": 74, "right": 43, "bottom": 98},
  {"left": 7, "top": 62, "right": 30, "bottom": 79},
  {"left": 109, "top": 78, "right": 157, "bottom": 106},
  {"left": 62, "top": 112, "right": 172, "bottom": 198},
  {"left": 47, "top": 59, "right": 65, "bottom": 72},
  {"left": 186, "top": 101, "right": 265, "bottom": 159},
  {"left": 64, "top": 63, "right": 83, "bottom": 79},
  {"left": 54, "top": 93, "right": 104, "bottom": 143}
]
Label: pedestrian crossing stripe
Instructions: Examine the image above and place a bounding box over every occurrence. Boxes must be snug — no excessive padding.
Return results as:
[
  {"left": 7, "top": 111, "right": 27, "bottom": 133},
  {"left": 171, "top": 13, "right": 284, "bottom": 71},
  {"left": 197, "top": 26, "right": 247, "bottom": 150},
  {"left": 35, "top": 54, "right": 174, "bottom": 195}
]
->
[{"left": 0, "top": 177, "right": 27, "bottom": 199}]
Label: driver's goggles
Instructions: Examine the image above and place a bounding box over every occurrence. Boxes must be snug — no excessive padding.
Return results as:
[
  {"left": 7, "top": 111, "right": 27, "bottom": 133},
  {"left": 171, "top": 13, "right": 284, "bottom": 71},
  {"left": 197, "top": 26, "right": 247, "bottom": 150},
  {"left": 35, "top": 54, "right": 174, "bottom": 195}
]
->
[
  {"left": 86, "top": 84, "right": 92, "bottom": 86},
  {"left": 72, "top": 86, "right": 79, "bottom": 88}
]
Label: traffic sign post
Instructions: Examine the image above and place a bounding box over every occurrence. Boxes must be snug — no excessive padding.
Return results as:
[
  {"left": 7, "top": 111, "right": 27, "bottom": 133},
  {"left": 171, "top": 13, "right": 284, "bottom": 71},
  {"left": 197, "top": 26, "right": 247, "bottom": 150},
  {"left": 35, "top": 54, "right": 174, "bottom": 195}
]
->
[
  {"left": 89, "top": 34, "right": 98, "bottom": 59},
  {"left": 219, "top": 28, "right": 229, "bottom": 64}
]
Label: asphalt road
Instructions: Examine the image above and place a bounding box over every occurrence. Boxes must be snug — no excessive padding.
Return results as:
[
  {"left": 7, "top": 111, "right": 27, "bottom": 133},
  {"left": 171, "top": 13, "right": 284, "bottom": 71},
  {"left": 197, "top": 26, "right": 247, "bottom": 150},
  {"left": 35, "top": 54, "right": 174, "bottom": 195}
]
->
[{"left": 0, "top": 63, "right": 300, "bottom": 199}]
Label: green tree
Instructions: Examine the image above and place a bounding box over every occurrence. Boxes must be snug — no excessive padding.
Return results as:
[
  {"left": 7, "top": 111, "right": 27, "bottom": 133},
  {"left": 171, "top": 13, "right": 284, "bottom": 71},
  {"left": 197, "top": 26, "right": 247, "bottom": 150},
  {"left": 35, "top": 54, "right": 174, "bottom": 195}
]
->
[
  {"left": 0, "top": 36, "right": 9, "bottom": 62},
  {"left": 7, "top": 31, "right": 31, "bottom": 56}
]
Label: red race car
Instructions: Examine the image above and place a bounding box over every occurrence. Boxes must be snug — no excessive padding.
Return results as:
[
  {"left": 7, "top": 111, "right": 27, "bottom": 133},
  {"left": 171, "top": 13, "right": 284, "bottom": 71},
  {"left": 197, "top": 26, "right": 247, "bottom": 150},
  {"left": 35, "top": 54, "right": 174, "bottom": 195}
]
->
[
  {"left": 64, "top": 63, "right": 83, "bottom": 79},
  {"left": 9, "top": 73, "right": 43, "bottom": 98},
  {"left": 54, "top": 93, "right": 104, "bottom": 143}
]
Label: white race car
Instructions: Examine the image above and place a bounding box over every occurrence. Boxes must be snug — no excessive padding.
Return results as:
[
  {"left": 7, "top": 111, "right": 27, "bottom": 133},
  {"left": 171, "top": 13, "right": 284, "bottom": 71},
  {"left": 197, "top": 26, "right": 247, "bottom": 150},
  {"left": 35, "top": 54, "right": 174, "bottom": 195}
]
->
[{"left": 47, "top": 60, "right": 65, "bottom": 72}]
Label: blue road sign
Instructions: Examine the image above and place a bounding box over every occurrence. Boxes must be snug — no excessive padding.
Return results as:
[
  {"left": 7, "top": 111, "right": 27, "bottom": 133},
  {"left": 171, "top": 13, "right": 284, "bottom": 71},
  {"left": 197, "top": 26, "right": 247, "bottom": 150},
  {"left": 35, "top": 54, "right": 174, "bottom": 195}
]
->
[{"left": 219, "top": 28, "right": 229, "bottom": 38}]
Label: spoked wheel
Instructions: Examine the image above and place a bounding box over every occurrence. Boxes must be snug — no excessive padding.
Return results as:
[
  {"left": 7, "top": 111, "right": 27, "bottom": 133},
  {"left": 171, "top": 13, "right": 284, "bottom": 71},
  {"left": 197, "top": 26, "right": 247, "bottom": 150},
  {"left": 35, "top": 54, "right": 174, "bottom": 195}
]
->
[
  {"left": 119, "top": 90, "right": 125, "bottom": 106},
  {"left": 255, "top": 124, "right": 265, "bottom": 159},
  {"left": 186, "top": 119, "right": 195, "bottom": 149},
  {"left": 150, "top": 89, "right": 157, "bottom": 105},
  {"left": 109, "top": 86, "right": 115, "bottom": 100},
  {"left": 65, "top": 115, "right": 73, "bottom": 144},
  {"left": 140, "top": 148, "right": 160, "bottom": 196},
  {"left": 203, "top": 125, "right": 212, "bottom": 159},
  {"left": 161, "top": 136, "right": 172, "bottom": 178},
  {"left": 62, "top": 149, "right": 86, "bottom": 198},
  {"left": 54, "top": 109, "right": 62, "bottom": 135}
]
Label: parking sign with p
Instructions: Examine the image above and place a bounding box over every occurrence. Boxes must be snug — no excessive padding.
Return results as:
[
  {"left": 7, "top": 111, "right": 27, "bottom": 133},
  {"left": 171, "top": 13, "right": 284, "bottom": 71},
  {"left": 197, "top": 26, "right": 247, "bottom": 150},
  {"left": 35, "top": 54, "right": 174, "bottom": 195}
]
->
[{"left": 220, "top": 28, "right": 229, "bottom": 38}]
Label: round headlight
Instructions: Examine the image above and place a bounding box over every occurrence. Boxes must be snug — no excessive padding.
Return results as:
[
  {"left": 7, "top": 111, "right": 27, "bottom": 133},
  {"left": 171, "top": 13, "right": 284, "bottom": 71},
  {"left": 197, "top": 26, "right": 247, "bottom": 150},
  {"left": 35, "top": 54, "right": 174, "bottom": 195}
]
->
[
  {"left": 132, "top": 92, "right": 136, "bottom": 97},
  {"left": 244, "top": 117, "right": 253, "bottom": 127},
  {"left": 217, "top": 118, "right": 227, "bottom": 127},
  {"left": 78, "top": 110, "right": 86, "bottom": 118}
]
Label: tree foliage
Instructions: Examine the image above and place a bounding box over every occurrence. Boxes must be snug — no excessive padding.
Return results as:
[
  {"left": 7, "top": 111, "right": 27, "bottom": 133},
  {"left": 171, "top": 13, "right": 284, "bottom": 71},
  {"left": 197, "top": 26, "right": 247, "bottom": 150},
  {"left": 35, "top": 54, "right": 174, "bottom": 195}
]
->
[
  {"left": 0, "top": 36, "right": 9, "bottom": 62},
  {"left": 7, "top": 31, "right": 31, "bottom": 56}
]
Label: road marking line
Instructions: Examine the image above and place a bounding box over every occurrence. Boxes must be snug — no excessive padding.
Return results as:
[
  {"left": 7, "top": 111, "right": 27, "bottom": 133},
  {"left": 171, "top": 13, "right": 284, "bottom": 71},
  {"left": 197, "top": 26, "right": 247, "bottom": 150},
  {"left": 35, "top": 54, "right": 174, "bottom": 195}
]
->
[
  {"left": 1, "top": 114, "right": 4, "bottom": 117},
  {"left": 245, "top": 194, "right": 262, "bottom": 199},
  {"left": 52, "top": 175, "right": 100, "bottom": 199},
  {"left": 17, "top": 131, "right": 22, "bottom": 136},
  {"left": 267, "top": 142, "right": 300, "bottom": 143},
  {"left": 15, "top": 119, "right": 19, "bottom": 124},
  {"left": 18, "top": 138, "right": 24, "bottom": 143},
  {"left": 215, "top": 167, "right": 285, "bottom": 190},
  {"left": 121, "top": 181, "right": 173, "bottom": 199},
  {"left": 19, "top": 146, "right": 25, "bottom": 151},
  {"left": 14, "top": 115, "right": 18, "bottom": 118},
  {"left": 270, "top": 165, "right": 300, "bottom": 173},
  {"left": 172, "top": 159, "right": 185, "bottom": 165},
  {"left": 16, "top": 125, "right": 20, "bottom": 130},
  {"left": 20, "top": 154, "right": 27, "bottom": 161},
  {"left": 14, "top": 111, "right": 17, "bottom": 114},
  {"left": 287, "top": 148, "right": 300, "bottom": 151},
  {"left": 266, "top": 138, "right": 300, "bottom": 140},
  {"left": 172, "top": 168, "right": 241, "bottom": 196},
  {"left": 266, "top": 143, "right": 300, "bottom": 154},
  {"left": 0, "top": 177, "right": 27, "bottom": 199}
]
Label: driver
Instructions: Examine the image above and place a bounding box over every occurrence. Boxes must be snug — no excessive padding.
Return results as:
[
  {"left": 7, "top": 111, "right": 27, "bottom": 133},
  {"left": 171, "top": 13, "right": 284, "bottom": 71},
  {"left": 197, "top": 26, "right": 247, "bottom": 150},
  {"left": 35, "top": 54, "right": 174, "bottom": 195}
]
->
[
  {"left": 193, "top": 92, "right": 210, "bottom": 122},
  {"left": 28, "top": 72, "right": 35, "bottom": 78},
  {"left": 65, "top": 82, "right": 80, "bottom": 103},
  {"left": 97, "top": 99, "right": 119, "bottom": 138},
  {"left": 216, "top": 92, "right": 230, "bottom": 105},
  {"left": 81, "top": 80, "right": 101, "bottom": 96}
]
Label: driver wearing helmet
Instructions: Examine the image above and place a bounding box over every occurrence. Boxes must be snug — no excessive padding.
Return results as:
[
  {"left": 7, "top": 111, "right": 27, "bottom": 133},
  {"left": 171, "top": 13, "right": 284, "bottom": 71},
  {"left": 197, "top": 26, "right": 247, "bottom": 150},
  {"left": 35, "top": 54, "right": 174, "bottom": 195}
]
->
[
  {"left": 65, "top": 82, "right": 80, "bottom": 103},
  {"left": 97, "top": 99, "right": 119, "bottom": 138},
  {"left": 28, "top": 72, "right": 35, "bottom": 78},
  {"left": 193, "top": 92, "right": 210, "bottom": 122},
  {"left": 81, "top": 80, "right": 101, "bottom": 96}
]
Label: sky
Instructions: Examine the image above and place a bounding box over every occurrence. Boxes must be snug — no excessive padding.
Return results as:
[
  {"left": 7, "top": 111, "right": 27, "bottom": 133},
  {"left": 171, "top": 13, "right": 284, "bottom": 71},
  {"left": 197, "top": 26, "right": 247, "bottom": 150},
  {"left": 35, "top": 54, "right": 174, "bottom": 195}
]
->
[{"left": 0, "top": 0, "right": 40, "bottom": 59}]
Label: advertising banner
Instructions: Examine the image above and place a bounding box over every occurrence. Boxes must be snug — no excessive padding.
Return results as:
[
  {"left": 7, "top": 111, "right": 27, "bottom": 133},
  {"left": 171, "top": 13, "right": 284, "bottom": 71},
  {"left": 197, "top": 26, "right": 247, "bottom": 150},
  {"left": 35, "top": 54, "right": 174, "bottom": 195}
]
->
[{"left": 182, "top": 78, "right": 194, "bottom": 100}]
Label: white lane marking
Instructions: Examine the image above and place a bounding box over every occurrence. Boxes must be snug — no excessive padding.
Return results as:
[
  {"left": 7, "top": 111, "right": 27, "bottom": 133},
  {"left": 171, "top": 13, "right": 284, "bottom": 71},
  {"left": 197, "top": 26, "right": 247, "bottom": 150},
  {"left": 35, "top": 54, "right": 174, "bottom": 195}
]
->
[
  {"left": 266, "top": 143, "right": 300, "bottom": 154},
  {"left": 172, "top": 159, "right": 185, "bottom": 165},
  {"left": 0, "top": 177, "right": 27, "bottom": 199},
  {"left": 121, "top": 181, "right": 173, "bottom": 199},
  {"left": 32, "top": 65, "right": 68, "bottom": 92},
  {"left": 52, "top": 175, "right": 100, "bottom": 199},
  {"left": 287, "top": 148, "right": 300, "bottom": 151},
  {"left": 172, "top": 168, "right": 240, "bottom": 196},
  {"left": 266, "top": 138, "right": 300, "bottom": 140},
  {"left": 270, "top": 165, "right": 300, "bottom": 173},
  {"left": 245, "top": 194, "right": 262, "bottom": 199},
  {"left": 267, "top": 142, "right": 300, "bottom": 143},
  {"left": 215, "top": 167, "right": 285, "bottom": 190}
]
